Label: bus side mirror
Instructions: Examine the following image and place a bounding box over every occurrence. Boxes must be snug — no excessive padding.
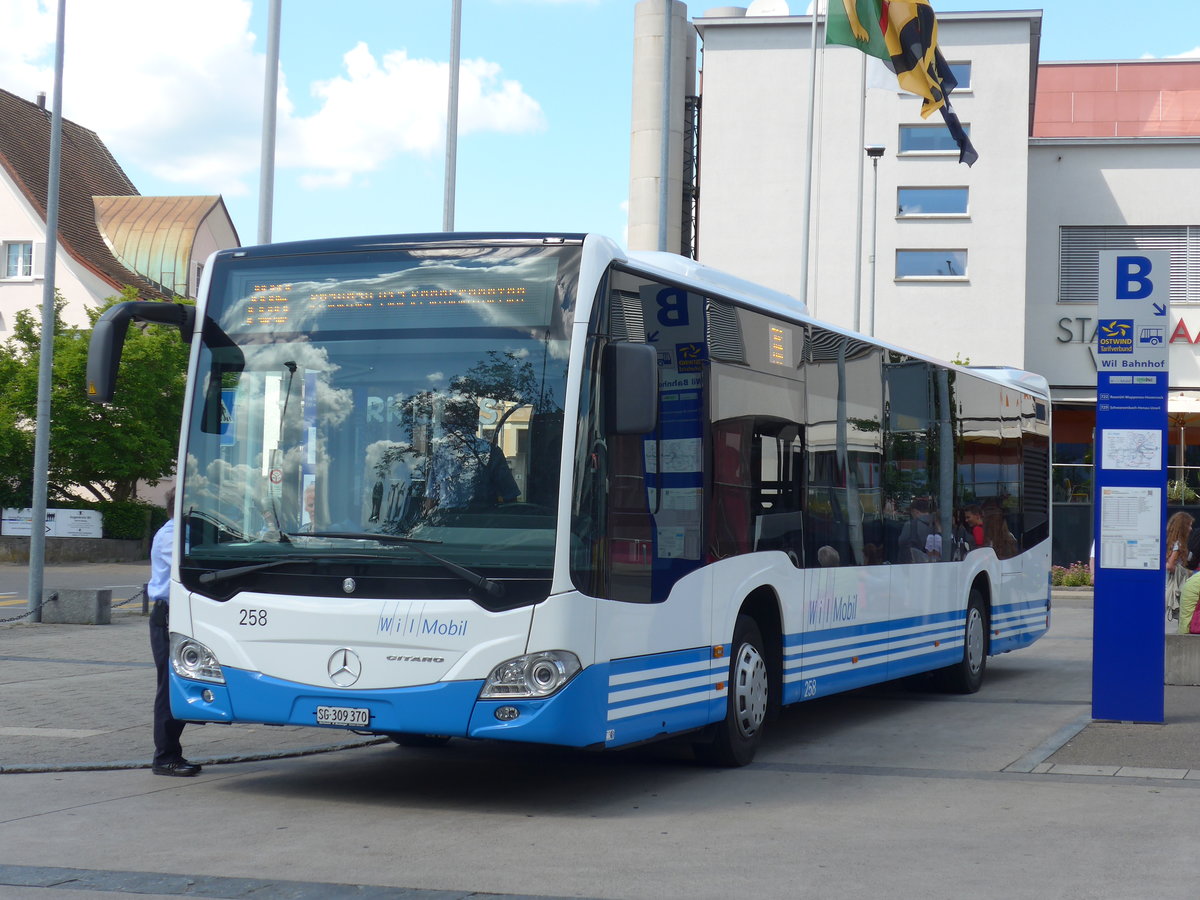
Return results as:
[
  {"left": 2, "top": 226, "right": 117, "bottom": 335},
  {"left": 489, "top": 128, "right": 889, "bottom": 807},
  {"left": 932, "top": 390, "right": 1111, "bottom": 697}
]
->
[
  {"left": 604, "top": 341, "right": 658, "bottom": 435},
  {"left": 87, "top": 301, "right": 195, "bottom": 403}
]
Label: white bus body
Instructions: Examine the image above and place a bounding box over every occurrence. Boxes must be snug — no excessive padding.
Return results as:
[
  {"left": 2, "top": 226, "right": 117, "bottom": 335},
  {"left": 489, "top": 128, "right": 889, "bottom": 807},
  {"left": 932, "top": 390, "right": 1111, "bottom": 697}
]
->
[{"left": 89, "top": 233, "right": 1051, "bottom": 765}]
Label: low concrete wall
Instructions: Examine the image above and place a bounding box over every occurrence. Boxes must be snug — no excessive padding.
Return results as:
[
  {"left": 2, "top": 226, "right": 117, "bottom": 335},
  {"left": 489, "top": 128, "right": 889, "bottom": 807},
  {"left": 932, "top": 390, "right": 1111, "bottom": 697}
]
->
[
  {"left": 0, "top": 537, "right": 147, "bottom": 564},
  {"left": 1165, "top": 634, "right": 1200, "bottom": 686}
]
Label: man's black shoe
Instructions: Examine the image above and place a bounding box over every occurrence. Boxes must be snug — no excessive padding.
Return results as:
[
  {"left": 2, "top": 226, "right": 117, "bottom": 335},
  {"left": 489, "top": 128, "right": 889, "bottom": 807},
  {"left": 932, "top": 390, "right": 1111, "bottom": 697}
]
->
[{"left": 152, "top": 759, "right": 202, "bottom": 777}]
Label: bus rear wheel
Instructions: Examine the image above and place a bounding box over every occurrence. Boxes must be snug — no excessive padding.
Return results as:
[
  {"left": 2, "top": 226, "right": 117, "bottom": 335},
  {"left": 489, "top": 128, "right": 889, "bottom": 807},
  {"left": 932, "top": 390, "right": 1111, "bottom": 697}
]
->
[
  {"left": 694, "top": 615, "right": 769, "bottom": 767},
  {"left": 936, "top": 588, "right": 988, "bottom": 693}
]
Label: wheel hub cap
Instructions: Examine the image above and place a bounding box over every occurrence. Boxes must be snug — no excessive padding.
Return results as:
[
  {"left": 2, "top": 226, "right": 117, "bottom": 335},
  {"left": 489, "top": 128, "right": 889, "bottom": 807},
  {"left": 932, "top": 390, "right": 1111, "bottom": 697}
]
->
[{"left": 733, "top": 643, "right": 768, "bottom": 737}]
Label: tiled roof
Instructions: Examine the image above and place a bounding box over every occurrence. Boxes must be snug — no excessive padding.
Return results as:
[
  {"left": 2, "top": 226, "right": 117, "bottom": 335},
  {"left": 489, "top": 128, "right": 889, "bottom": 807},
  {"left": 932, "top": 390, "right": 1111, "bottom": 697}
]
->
[{"left": 0, "top": 87, "right": 172, "bottom": 301}]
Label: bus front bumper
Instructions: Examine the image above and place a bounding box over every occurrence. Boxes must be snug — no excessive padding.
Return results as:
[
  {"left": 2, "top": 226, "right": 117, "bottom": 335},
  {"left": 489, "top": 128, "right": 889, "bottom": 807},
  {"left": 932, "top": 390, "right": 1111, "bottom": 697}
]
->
[{"left": 169, "top": 663, "right": 609, "bottom": 748}]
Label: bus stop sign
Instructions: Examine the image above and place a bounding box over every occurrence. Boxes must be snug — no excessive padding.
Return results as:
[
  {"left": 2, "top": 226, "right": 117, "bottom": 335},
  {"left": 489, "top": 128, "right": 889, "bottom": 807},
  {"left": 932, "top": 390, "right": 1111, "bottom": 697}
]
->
[{"left": 1093, "top": 250, "right": 1170, "bottom": 722}]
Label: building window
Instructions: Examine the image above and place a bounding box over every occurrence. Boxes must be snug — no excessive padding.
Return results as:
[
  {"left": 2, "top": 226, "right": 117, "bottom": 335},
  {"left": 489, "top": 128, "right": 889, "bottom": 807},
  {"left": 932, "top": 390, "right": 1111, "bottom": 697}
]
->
[
  {"left": 898, "top": 124, "right": 968, "bottom": 155},
  {"left": 1059, "top": 225, "right": 1200, "bottom": 303},
  {"left": 948, "top": 61, "right": 971, "bottom": 91},
  {"left": 897, "top": 187, "right": 968, "bottom": 217},
  {"left": 4, "top": 242, "right": 33, "bottom": 278},
  {"left": 896, "top": 250, "right": 967, "bottom": 279}
]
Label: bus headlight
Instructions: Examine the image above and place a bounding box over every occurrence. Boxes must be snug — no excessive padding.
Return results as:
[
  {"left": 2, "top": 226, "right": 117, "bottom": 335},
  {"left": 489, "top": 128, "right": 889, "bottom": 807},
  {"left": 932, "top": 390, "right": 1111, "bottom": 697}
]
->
[
  {"left": 169, "top": 634, "right": 226, "bottom": 684},
  {"left": 480, "top": 650, "right": 581, "bottom": 699}
]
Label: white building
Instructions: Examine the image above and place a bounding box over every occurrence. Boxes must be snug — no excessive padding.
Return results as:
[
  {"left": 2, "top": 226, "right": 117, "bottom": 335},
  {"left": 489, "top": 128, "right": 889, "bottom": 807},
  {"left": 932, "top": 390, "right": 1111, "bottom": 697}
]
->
[{"left": 628, "top": 2, "right": 1200, "bottom": 565}]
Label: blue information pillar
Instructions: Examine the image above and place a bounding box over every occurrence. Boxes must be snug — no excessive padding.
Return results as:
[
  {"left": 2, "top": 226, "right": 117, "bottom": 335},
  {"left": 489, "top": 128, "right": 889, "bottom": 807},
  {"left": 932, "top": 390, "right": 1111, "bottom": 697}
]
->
[{"left": 1093, "top": 250, "right": 1171, "bottom": 722}]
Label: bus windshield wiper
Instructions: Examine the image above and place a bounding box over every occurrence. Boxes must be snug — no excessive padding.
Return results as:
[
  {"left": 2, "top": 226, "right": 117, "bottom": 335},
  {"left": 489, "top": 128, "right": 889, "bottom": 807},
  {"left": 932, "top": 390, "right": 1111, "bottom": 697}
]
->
[
  {"left": 289, "top": 531, "right": 442, "bottom": 545},
  {"left": 197, "top": 554, "right": 385, "bottom": 585},
  {"left": 282, "top": 531, "right": 505, "bottom": 599}
]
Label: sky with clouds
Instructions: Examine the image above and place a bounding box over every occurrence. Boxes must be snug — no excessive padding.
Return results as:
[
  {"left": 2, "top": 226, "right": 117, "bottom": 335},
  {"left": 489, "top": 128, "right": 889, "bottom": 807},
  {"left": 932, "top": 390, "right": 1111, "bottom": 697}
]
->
[{"left": 2, "top": 0, "right": 1197, "bottom": 247}]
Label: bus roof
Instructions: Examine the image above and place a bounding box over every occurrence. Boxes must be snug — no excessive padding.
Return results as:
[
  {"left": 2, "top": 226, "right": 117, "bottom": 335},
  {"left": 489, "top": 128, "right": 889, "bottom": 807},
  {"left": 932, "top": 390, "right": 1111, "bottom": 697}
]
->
[{"left": 217, "top": 232, "right": 589, "bottom": 260}]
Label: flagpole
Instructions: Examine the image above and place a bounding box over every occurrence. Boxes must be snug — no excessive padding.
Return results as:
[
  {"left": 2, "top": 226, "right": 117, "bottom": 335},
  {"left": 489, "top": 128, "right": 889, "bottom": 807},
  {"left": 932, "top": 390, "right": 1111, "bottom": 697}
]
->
[
  {"left": 797, "top": 6, "right": 820, "bottom": 310},
  {"left": 443, "top": 0, "right": 462, "bottom": 232},
  {"left": 257, "top": 0, "right": 281, "bottom": 244},
  {"left": 852, "top": 52, "right": 866, "bottom": 333}
]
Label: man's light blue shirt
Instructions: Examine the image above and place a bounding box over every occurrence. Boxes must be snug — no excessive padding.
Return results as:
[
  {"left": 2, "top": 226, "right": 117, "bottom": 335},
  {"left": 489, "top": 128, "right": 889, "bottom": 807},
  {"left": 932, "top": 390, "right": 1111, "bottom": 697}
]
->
[{"left": 148, "top": 519, "right": 174, "bottom": 604}]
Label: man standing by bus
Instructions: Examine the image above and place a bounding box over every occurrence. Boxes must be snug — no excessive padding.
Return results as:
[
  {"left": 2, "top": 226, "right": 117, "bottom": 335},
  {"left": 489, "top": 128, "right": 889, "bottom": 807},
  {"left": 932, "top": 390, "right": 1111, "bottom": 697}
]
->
[{"left": 149, "top": 487, "right": 201, "bottom": 777}]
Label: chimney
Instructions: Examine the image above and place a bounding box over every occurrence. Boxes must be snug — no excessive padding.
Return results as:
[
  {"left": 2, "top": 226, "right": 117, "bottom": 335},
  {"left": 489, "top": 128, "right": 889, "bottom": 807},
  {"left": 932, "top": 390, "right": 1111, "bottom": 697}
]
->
[{"left": 36, "top": 92, "right": 46, "bottom": 109}]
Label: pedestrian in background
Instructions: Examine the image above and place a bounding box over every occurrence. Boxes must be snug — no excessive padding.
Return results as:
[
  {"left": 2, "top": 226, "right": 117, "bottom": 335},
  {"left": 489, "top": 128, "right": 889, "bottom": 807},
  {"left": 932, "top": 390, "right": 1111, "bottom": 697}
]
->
[
  {"left": 149, "top": 487, "right": 201, "bottom": 777},
  {"left": 1165, "top": 511, "right": 1194, "bottom": 632}
]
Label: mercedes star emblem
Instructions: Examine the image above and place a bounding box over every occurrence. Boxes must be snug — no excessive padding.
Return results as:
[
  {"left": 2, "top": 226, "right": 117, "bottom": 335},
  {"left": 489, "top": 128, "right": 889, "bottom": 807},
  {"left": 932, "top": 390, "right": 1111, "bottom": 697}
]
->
[
  {"left": 343, "top": 577, "right": 356, "bottom": 594},
  {"left": 327, "top": 648, "right": 362, "bottom": 687}
]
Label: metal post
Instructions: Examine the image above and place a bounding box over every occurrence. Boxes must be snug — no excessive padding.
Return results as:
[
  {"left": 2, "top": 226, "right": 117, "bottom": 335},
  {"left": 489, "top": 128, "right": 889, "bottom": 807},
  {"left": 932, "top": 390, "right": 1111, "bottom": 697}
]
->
[
  {"left": 852, "top": 55, "right": 866, "bottom": 333},
  {"left": 257, "top": 0, "right": 282, "bottom": 245},
  {"left": 26, "top": 0, "right": 67, "bottom": 624},
  {"left": 443, "top": 0, "right": 462, "bottom": 232},
  {"left": 797, "top": 9, "right": 820, "bottom": 309},
  {"left": 865, "top": 145, "right": 885, "bottom": 337}
]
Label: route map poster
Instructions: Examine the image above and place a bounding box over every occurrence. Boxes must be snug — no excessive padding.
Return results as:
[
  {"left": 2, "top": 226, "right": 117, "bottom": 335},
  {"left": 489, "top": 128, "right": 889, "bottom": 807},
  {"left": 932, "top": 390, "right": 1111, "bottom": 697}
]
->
[{"left": 1100, "top": 428, "right": 1162, "bottom": 471}]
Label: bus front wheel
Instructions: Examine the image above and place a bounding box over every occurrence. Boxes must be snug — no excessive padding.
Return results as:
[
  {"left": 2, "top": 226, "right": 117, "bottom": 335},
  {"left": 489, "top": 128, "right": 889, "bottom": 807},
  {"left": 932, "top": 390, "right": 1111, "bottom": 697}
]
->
[
  {"left": 694, "top": 614, "right": 769, "bottom": 767},
  {"left": 936, "top": 588, "right": 988, "bottom": 693}
]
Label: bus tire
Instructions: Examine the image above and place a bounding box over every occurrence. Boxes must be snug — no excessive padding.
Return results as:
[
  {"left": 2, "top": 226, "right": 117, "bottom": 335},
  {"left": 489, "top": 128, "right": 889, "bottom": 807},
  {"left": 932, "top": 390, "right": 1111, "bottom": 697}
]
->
[
  {"left": 937, "top": 587, "right": 988, "bottom": 693},
  {"left": 388, "top": 733, "right": 451, "bottom": 748},
  {"left": 694, "top": 615, "right": 769, "bottom": 767}
]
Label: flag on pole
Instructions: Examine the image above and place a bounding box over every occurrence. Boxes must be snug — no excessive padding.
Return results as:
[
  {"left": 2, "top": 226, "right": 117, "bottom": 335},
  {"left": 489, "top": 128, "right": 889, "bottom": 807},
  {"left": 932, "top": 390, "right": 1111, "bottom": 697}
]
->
[
  {"left": 826, "top": 0, "right": 891, "bottom": 61},
  {"left": 826, "top": 0, "right": 978, "bottom": 166}
]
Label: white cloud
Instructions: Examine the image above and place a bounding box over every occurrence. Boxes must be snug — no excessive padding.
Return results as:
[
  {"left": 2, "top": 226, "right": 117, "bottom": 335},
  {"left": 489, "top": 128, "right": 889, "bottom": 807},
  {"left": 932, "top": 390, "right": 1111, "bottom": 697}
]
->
[
  {"left": 1, "top": 1, "right": 544, "bottom": 198},
  {"left": 1140, "top": 48, "right": 1200, "bottom": 59},
  {"left": 286, "top": 42, "right": 544, "bottom": 185}
]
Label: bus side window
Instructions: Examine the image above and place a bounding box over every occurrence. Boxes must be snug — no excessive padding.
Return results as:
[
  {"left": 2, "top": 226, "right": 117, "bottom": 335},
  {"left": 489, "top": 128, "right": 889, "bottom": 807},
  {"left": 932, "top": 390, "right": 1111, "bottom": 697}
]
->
[
  {"left": 753, "top": 422, "right": 804, "bottom": 565},
  {"left": 709, "top": 419, "right": 753, "bottom": 560},
  {"left": 605, "top": 432, "right": 654, "bottom": 600}
]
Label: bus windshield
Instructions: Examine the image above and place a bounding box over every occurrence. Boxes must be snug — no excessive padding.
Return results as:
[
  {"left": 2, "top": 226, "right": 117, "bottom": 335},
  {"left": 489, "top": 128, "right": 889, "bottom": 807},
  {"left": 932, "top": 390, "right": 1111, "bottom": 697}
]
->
[{"left": 179, "top": 241, "right": 580, "bottom": 602}]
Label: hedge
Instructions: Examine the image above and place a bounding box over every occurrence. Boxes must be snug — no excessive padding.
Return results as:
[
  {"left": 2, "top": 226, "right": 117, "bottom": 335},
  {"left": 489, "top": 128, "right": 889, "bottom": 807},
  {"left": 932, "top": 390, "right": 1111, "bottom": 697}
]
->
[{"left": 70, "top": 500, "right": 165, "bottom": 541}]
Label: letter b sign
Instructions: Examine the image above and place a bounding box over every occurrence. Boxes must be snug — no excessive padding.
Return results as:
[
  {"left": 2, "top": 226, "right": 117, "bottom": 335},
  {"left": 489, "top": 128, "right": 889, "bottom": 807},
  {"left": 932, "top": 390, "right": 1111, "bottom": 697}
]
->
[
  {"left": 1100, "top": 250, "right": 1170, "bottom": 306},
  {"left": 1116, "top": 256, "right": 1153, "bottom": 300}
]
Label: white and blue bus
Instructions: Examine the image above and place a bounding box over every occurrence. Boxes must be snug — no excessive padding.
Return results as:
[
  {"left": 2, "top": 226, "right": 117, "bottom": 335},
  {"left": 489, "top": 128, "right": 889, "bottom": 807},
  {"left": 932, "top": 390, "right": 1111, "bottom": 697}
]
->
[{"left": 88, "top": 233, "right": 1051, "bottom": 766}]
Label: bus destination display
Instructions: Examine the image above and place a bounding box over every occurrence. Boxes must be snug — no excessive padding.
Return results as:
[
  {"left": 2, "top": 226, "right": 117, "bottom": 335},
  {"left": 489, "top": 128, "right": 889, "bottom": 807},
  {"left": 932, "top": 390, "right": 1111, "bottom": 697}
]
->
[{"left": 220, "top": 260, "right": 558, "bottom": 333}]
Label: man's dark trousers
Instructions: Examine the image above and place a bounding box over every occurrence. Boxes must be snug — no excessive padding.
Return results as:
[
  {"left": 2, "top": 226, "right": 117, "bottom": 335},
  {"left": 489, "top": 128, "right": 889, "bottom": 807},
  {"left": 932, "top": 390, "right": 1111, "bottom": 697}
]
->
[{"left": 150, "top": 601, "right": 185, "bottom": 765}]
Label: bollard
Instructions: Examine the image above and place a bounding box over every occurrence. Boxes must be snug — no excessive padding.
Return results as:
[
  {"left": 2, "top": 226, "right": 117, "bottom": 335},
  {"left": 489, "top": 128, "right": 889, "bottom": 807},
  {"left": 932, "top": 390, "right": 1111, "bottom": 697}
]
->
[{"left": 40, "top": 588, "right": 112, "bottom": 625}]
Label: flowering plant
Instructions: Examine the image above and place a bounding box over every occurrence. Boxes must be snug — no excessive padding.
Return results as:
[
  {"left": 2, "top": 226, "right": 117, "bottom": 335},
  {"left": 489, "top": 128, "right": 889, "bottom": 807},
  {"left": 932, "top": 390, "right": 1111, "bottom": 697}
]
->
[{"left": 1051, "top": 562, "right": 1091, "bottom": 587}]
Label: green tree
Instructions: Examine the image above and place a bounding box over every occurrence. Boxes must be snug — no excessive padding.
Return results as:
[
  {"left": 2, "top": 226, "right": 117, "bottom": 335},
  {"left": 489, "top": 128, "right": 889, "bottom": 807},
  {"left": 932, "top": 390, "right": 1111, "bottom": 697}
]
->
[{"left": 0, "top": 288, "right": 190, "bottom": 503}]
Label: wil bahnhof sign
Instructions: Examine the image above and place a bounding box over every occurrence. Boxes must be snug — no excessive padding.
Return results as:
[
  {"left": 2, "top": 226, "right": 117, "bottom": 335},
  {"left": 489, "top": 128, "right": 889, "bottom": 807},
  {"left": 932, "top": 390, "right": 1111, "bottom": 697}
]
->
[{"left": 1093, "top": 250, "right": 1170, "bottom": 722}]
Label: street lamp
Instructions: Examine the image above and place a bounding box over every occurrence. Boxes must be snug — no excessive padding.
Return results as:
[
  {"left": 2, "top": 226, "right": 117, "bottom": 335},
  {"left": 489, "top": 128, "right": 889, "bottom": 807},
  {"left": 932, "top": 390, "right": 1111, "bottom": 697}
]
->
[{"left": 864, "top": 145, "right": 886, "bottom": 337}]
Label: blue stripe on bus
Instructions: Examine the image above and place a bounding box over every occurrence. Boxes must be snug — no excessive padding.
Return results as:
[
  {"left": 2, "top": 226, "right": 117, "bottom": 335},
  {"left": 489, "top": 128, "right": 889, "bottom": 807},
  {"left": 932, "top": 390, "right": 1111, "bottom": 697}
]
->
[
  {"left": 990, "top": 596, "right": 1049, "bottom": 654},
  {"left": 603, "top": 645, "right": 729, "bottom": 747},
  {"left": 783, "top": 607, "right": 967, "bottom": 649},
  {"left": 778, "top": 607, "right": 970, "bottom": 702}
]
